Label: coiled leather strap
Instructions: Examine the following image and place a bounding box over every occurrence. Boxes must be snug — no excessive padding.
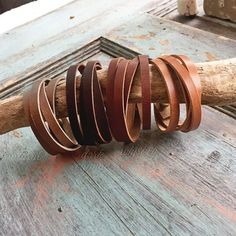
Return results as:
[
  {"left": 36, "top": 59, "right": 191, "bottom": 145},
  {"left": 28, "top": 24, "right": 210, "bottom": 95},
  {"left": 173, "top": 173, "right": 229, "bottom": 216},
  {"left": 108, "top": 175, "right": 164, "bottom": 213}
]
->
[
  {"left": 46, "top": 78, "right": 78, "bottom": 145},
  {"left": 107, "top": 58, "right": 141, "bottom": 142},
  {"left": 138, "top": 55, "right": 151, "bottom": 130},
  {"left": 24, "top": 79, "right": 78, "bottom": 154},
  {"left": 66, "top": 64, "right": 85, "bottom": 144},
  {"left": 80, "top": 61, "right": 112, "bottom": 145},
  {"left": 172, "top": 54, "right": 202, "bottom": 130},
  {"left": 151, "top": 58, "right": 180, "bottom": 132},
  {"left": 159, "top": 56, "right": 201, "bottom": 132}
]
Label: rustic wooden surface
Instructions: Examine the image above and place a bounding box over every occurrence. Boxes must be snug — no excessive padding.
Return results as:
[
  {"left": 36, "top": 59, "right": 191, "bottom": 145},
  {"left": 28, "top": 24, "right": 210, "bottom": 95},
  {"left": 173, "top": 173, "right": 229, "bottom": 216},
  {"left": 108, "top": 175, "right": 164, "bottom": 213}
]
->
[
  {"left": 0, "top": 1, "right": 236, "bottom": 235},
  {"left": 149, "top": 0, "right": 236, "bottom": 40},
  {"left": 204, "top": 0, "right": 236, "bottom": 23}
]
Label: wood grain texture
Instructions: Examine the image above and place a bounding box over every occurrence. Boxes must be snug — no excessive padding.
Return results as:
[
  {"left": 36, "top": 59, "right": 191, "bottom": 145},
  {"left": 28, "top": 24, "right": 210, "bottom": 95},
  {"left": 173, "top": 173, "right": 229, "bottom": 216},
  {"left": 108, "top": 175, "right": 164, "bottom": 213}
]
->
[
  {"left": 150, "top": 0, "right": 236, "bottom": 41},
  {"left": 0, "top": 0, "right": 156, "bottom": 85},
  {"left": 0, "top": 106, "right": 235, "bottom": 235},
  {"left": 204, "top": 0, "right": 236, "bottom": 23}
]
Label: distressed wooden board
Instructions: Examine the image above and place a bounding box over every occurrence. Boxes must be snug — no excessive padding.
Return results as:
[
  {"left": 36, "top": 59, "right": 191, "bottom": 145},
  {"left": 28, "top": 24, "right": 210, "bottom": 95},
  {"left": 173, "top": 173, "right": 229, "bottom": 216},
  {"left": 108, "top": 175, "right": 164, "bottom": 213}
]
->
[
  {"left": 105, "top": 14, "right": 236, "bottom": 62},
  {"left": 0, "top": 0, "right": 155, "bottom": 85},
  {"left": 0, "top": 106, "right": 235, "bottom": 235},
  {"left": 0, "top": 7, "right": 236, "bottom": 236},
  {"left": 148, "top": 0, "right": 236, "bottom": 40},
  {"left": 204, "top": 0, "right": 236, "bottom": 23}
]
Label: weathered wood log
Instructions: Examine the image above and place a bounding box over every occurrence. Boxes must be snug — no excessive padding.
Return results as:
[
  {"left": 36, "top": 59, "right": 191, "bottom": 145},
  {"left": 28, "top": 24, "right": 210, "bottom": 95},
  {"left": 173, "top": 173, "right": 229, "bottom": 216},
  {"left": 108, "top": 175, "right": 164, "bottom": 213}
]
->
[
  {"left": 0, "top": 58, "right": 236, "bottom": 135},
  {"left": 178, "top": 0, "right": 198, "bottom": 16}
]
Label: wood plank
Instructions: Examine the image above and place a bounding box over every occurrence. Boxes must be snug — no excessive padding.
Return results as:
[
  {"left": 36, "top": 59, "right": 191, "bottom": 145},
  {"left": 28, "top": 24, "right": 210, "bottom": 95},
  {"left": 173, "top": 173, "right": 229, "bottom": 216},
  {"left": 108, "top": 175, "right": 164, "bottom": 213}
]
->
[
  {"left": 148, "top": 0, "right": 236, "bottom": 41},
  {"left": 105, "top": 14, "right": 236, "bottom": 63},
  {"left": 1, "top": 105, "right": 235, "bottom": 235},
  {"left": 0, "top": 0, "right": 74, "bottom": 34},
  {"left": 0, "top": 0, "right": 155, "bottom": 84}
]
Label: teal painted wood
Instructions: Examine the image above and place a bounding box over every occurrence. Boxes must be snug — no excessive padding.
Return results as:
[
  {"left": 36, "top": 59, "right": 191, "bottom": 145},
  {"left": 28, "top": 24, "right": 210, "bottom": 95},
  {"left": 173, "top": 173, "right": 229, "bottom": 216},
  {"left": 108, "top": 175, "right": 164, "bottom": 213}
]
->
[
  {"left": 105, "top": 14, "right": 236, "bottom": 63},
  {"left": 0, "top": 0, "right": 155, "bottom": 86},
  {"left": 0, "top": 107, "right": 235, "bottom": 235},
  {"left": 0, "top": 5, "right": 236, "bottom": 236}
]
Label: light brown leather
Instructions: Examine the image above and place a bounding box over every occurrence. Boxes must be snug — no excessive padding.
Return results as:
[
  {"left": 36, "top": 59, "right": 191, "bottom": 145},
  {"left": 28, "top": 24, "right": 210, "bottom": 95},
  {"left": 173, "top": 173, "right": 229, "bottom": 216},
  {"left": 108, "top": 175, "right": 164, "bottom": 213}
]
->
[
  {"left": 107, "top": 58, "right": 141, "bottom": 142},
  {"left": 159, "top": 55, "right": 201, "bottom": 132},
  {"left": 138, "top": 55, "right": 151, "bottom": 130},
  {"left": 151, "top": 58, "right": 180, "bottom": 132},
  {"left": 24, "top": 79, "right": 79, "bottom": 154}
]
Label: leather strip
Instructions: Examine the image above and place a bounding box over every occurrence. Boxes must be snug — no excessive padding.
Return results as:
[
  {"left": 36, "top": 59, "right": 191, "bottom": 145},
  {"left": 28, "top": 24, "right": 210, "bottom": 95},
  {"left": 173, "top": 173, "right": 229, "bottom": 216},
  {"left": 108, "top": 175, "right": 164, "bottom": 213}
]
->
[
  {"left": 138, "top": 55, "right": 151, "bottom": 130},
  {"left": 106, "top": 57, "right": 125, "bottom": 136},
  {"left": 172, "top": 55, "right": 201, "bottom": 98},
  {"left": 151, "top": 58, "right": 180, "bottom": 132},
  {"left": 80, "top": 61, "right": 112, "bottom": 145},
  {"left": 111, "top": 59, "right": 141, "bottom": 142},
  {"left": 172, "top": 55, "right": 202, "bottom": 124},
  {"left": 66, "top": 64, "right": 85, "bottom": 144},
  {"left": 171, "top": 55, "right": 202, "bottom": 131},
  {"left": 46, "top": 78, "right": 77, "bottom": 143},
  {"left": 44, "top": 78, "right": 79, "bottom": 147},
  {"left": 25, "top": 79, "right": 77, "bottom": 154},
  {"left": 39, "top": 82, "right": 77, "bottom": 148},
  {"left": 159, "top": 56, "right": 201, "bottom": 132}
]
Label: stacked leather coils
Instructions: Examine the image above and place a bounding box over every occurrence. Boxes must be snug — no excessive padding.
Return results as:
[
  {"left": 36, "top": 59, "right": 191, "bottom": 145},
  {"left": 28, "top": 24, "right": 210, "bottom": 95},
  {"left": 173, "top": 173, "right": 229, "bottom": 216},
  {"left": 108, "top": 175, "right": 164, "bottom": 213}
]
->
[{"left": 24, "top": 55, "right": 202, "bottom": 155}]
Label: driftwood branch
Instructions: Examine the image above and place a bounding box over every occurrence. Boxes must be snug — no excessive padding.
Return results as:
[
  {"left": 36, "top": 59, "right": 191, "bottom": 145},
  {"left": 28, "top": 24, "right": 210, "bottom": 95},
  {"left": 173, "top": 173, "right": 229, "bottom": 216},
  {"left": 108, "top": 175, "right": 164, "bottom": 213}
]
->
[{"left": 0, "top": 58, "right": 236, "bottom": 135}]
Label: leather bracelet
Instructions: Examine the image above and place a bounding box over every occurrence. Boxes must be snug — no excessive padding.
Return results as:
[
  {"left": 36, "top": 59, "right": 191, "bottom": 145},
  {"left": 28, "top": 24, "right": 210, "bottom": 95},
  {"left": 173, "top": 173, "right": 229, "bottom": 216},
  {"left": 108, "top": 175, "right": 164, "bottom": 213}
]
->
[
  {"left": 159, "top": 56, "right": 201, "bottom": 132},
  {"left": 111, "top": 59, "right": 141, "bottom": 142},
  {"left": 45, "top": 78, "right": 78, "bottom": 147},
  {"left": 80, "top": 61, "right": 112, "bottom": 145},
  {"left": 172, "top": 55, "right": 202, "bottom": 131},
  {"left": 25, "top": 79, "right": 77, "bottom": 154},
  {"left": 66, "top": 64, "right": 85, "bottom": 144},
  {"left": 138, "top": 55, "right": 151, "bottom": 130},
  {"left": 151, "top": 58, "right": 180, "bottom": 132},
  {"left": 106, "top": 57, "right": 125, "bottom": 137},
  {"left": 172, "top": 55, "right": 201, "bottom": 98},
  {"left": 40, "top": 81, "right": 77, "bottom": 148}
]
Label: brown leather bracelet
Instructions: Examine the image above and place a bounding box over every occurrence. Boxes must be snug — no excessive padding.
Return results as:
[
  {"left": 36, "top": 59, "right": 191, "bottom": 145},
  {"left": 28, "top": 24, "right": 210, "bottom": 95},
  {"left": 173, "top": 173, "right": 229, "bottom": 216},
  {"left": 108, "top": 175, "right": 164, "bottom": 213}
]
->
[
  {"left": 44, "top": 78, "right": 79, "bottom": 147},
  {"left": 159, "top": 56, "right": 201, "bottom": 132},
  {"left": 151, "top": 58, "right": 180, "bottom": 132},
  {"left": 106, "top": 57, "right": 125, "bottom": 137},
  {"left": 79, "top": 61, "right": 112, "bottom": 145},
  {"left": 172, "top": 55, "right": 202, "bottom": 131},
  {"left": 111, "top": 59, "right": 141, "bottom": 142},
  {"left": 138, "top": 55, "right": 151, "bottom": 130},
  {"left": 25, "top": 79, "right": 76, "bottom": 154},
  {"left": 46, "top": 78, "right": 77, "bottom": 144},
  {"left": 172, "top": 55, "right": 201, "bottom": 98},
  {"left": 66, "top": 64, "right": 85, "bottom": 144}
]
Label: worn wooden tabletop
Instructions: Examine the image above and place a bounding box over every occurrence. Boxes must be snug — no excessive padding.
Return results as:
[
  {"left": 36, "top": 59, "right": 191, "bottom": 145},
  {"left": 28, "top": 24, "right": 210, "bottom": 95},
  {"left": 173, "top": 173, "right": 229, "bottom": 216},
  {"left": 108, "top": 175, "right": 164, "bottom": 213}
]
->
[{"left": 0, "top": 0, "right": 236, "bottom": 235}]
